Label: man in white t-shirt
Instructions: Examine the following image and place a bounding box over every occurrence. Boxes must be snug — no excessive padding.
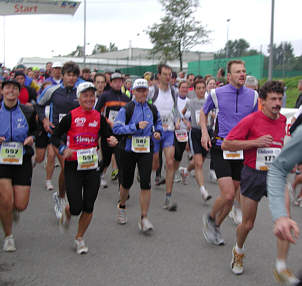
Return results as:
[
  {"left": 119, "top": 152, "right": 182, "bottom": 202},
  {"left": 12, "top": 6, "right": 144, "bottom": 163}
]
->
[{"left": 152, "top": 64, "right": 180, "bottom": 210}]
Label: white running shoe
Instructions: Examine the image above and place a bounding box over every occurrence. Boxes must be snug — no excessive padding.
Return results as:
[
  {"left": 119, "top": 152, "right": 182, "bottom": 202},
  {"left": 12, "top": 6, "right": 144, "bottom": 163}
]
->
[
  {"left": 100, "top": 174, "right": 108, "bottom": 189},
  {"left": 45, "top": 180, "right": 54, "bottom": 191},
  {"left": 231, "top": 247, "right": 244, "bottom": 275},
  {"left": 174, "top": 171, "right": 181, "bottom": 183},
  {"left": 138, "top": 217, "right": 154, "bottom": 233},
  {"left": 229, "top": 205, "right": 242, "bottom": 225},
  {"left": 117, "top": 204, "right": 127, "bottom": 224},
  {"left": 179, "top": 167, "right": 189, "bottom": 185},
  {"left": 273, "top": 268, "right": 299, "bottom": 284},
  {"left": 3, "top": 235, "right": 16, "bottom": 252},
  {"left": 209, "top": 169, "right": 217, "bottom": 183},
  {"left": 200, "top": 187, "right": 212, "bottom": 202},
  {"left": 53, "top": 192, "right": 62, "bottom": 220},
  {"left": 74, "top": 238, "right": 88, "bottom": 254}
]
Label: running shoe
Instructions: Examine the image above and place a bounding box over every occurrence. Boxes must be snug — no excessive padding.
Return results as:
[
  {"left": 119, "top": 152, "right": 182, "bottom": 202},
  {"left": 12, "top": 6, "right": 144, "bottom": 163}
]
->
[
  {"left": 229, "top": 205, "right": 242, "bottom": 225},
  {"left": 59, "top": 206, "right": 70, "bottom": 231},
  {"left": 215, "top": 226, "right": 225, "bottom": 246},
  {"left": 163, "top": 198, "right": 177, "bottom": 211},
  {"left": 117, "top": 204, "right": 127, "bottom": 224},
  {"left": 200, "top": 188, "right": 212, "bottom": 202},
  {"left": 45, "top": 180, "right": 54, "bottom": 191},
  {"left": 74, "top": 238, "right": 88, "bottom": 255},
  {"left": 209, "top": 169, "right": 217, "bottom": 183},
  {"left": 138, "top": 217, "right": 154, "bottom": 234},
  {"left": 3, "top": 235, "right": 16, "bottom": 252},
  {"left": 53, "top": 192, "right": 62, "bottom": 220},
  {"left": 111, "top": 169, "right": 119, "bottom": 181},
  {"left": 294, "top": 197, "right": 302, "bottom": 207},
  {"left": 179, "top": 167, "right": 189, "bottom": 185},
  {"left": 174, "top": 171, "right": 181, "bottom": 183},
  {"left": 231, "top": 247, "right": 244, "bottom": 275},
  {"left": 155, "top": 176, "right": 165, "bottom": 186},
  {"left": 202, "top": 213, "right": 217, "bottom": 245},
  {"left": 273, "top": 268, "right": 299, "bottom": 284},
  {"left": 288, "top": 183, "right": 296, "bottom": 203},
  {"left": 100, "top": 174, "right": 108, "bottom": 189}
]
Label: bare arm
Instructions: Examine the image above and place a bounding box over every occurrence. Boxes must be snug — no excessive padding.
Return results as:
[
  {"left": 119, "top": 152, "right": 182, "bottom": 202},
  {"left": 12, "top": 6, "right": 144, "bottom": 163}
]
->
[
  {"left": 222, "top": 135, "right": 273, "bottom": 151},
  {"left": 200, "top": 110, "right": 211, "bottom": 150}
]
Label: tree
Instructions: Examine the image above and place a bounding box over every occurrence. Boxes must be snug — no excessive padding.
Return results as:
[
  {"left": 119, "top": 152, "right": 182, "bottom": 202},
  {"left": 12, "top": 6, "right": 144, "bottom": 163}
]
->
[
  {"left": 146, "top": 0, "right": 210, "bottom": 70},
  {"left": 91, "top": 42, "right": 118, "bottom": 55},
  {"left": 67, "top": 45, "right": 84, "bottom": 57},
  {"left": 214, "top": 38, "right": 257, "bottom": 59}
]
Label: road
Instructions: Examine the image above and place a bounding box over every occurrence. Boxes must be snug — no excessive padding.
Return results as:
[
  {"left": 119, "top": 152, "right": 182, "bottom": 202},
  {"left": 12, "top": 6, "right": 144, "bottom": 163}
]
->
[{"left": 0, "top": 159, "right": 301, "bottom": 286}]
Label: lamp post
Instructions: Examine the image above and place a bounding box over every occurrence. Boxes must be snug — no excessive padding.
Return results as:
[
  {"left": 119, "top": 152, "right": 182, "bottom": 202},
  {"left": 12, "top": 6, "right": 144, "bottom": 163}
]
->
[
  {"left": 83, "top": 0, "right": 87, "bottom": 65},
  {"left": 268, "top": 0, "right": 275, "bottom": 80},
  {"left": 226, "top": 18, "right": 231, "bottom": 58}
]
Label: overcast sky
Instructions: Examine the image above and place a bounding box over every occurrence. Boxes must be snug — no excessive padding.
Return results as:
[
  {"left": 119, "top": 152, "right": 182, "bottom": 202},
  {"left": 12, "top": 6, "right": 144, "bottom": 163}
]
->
[{"left": 1, "top": 0, "right": 302, "bottom": 69}]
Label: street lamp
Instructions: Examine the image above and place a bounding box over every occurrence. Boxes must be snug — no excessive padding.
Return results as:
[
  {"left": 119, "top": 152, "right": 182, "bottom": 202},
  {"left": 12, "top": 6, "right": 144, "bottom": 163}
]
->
[
  {"left": 83, "top": 0, "right": 87, "bottom": 65},
  {"left": 226, "top": 19, "right": 231, "bottom": 58},
  {"left": 268, "top": 0, "right": 275, "bottom": 80}
]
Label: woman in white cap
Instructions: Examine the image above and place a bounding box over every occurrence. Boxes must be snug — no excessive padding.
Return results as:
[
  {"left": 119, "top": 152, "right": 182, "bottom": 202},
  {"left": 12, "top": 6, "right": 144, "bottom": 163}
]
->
[{"left": 51, "top": 81, "right": 118, "bottom": 254}]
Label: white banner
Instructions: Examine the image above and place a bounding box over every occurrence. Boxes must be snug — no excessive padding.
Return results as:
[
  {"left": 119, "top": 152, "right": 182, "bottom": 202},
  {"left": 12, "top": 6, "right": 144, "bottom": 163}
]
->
[{"left": 0, "top": 0, "right": 80, "bottom": 15}]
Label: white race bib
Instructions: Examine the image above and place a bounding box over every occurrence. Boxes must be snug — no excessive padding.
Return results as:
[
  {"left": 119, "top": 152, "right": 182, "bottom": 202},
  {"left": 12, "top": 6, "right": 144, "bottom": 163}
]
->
[
  {"left": 0, "top": 142, "right": 23, "bottom": 165},
  {"left": 59, "top": 113, "right": 66, "bottom": 123},
  {"left": 195, "top": 110, "right": 201, "bottom": 125},
  {"left": 223, "top": 150, "right": 244, "bottom": 160},
  {"left": 256, "top": 148, "right": 281, "bottom": 171},
  {"left": 76, "top": 148, "right": 98, "bottom": 170},
  {"left": 175, "top": 129, "right": 188, "bottom": 142},
  {"left": 131, "top": 136, "right": 150, "bottom": 153},
  {"left": 161, "top": 114, "right": 174, "bottom": 131},
  {"left": 108, "top": 110, "right": 119, "bottom": 122}
]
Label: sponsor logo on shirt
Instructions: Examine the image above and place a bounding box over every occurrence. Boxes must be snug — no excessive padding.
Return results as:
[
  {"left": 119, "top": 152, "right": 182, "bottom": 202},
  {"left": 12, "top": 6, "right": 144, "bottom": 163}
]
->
[
  {"left": 75, "top": 117, "right": 86, "bottom": 127},
  {"left": 74, "top": 135, "right": 96, "bottom": 145},
  {"left": 88, "top": 120, "right": 98, "bottom": 127}
]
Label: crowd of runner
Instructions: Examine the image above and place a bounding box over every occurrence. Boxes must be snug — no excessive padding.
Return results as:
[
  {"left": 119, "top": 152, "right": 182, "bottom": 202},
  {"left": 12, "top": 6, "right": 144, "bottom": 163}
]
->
[{"left": 0, "top": 60, "right": 301, "bottom": 285}]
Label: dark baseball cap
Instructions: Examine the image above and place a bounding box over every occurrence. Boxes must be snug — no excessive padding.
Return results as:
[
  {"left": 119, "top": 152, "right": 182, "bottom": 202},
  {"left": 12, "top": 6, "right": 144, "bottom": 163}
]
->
[{"left": 2, "top": 79, "right": 21, "bottom": 91}]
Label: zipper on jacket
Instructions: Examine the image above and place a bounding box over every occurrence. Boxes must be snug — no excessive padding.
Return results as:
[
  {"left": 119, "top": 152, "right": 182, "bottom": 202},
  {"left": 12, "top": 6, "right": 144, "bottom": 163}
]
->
[{"left": 236, "top": 89, "right": 239, "bottom": 113}]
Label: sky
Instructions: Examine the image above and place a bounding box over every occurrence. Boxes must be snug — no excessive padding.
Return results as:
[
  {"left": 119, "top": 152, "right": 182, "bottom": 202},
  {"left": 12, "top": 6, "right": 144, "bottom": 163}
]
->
[{"left": 1, "top": 0, "right": 302, "bottom": 69}]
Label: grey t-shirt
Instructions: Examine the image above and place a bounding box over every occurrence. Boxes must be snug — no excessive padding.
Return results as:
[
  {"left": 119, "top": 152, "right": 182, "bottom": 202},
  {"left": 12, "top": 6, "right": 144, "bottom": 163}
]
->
[{"left": 185, "top": 96, "right": 206, "bottom": 129}]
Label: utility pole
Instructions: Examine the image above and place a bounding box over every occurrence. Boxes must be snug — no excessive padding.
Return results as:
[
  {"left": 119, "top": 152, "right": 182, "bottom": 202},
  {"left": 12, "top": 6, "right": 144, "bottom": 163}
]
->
[{"left": 268, "top": 0, "right": 274, "bottom": 80}]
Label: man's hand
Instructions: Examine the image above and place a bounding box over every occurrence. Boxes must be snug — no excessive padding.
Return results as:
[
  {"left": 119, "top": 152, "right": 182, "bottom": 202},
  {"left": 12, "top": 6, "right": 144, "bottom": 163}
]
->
[
  {"left": 201, "top": 130, "right": 211, "bottom": 151},
  {"left": 254, "top": 135, "right": 273, "bottom": 148},
  {"left": 0, "top": 137, "right": 5, "bottom": 144},
  {"left": 24, "top": 136, "right": 34, "bottom": 146},
  {"left": 107, "top": 136, "right": 118, "bottom": 147},
  {"left": 274, "top": 217, "right": 300, "bottom": 243},
  {"left": 138, "top": 121, "right": 148, "bottom": 129},
  {"left": 42, "top": 118, "right": 55, "bottom": 134},
  {"left": 153, "top": 132, "right": 161, "bottom": 140}
]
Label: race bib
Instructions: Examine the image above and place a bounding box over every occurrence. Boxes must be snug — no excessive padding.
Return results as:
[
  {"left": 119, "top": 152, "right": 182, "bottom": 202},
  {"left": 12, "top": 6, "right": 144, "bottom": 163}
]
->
[
  {"left": 175, "top": 129, "right": 188, "bottom": 142},
  {"left": 108, "top": 110, "right": 119, "bottom": 122},
  {"left": 59, "top": 113, "right": 66, "bottom": 123},
  {"left": 256, "top": 148, "right": 281, "bottom": 171},
  {"left": 0, "top": 142, "right": 23, "bottom": 165},
  {"left": 223, "top": 150, "right": 244, "bottom": 160},
  {"left": 161, "top": 114, "right": 174, "bottom": 131},
  {"left": 131, "top": 136, "right": 150, "bottom": 153},
  {"left": 76, "top": 148, "right": 98, "bottom": 170},
  {"left": 195, "top": 110, "right": 201, "bottom": 125}
]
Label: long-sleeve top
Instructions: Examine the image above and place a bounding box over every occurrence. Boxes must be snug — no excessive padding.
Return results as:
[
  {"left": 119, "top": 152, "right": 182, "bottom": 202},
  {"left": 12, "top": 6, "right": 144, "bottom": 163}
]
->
[{"left": 267, "top": 125, "right": 302, "bottom": 221}]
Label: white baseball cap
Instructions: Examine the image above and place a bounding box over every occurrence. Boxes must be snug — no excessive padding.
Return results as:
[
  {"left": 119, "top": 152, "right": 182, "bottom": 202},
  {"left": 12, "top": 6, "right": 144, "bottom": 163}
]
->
[
  {"left": 132, "top": 78, "right": 148, "bottom": 90},
  {"left": 77, "top": 81, "right": 96, "bottom": 98},
  {"left": 52, "top": 61, "right": 63, "bottom": 68}
]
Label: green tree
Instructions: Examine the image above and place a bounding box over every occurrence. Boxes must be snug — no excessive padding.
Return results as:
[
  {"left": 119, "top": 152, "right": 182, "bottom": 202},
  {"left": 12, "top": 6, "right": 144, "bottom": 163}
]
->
[
  {"left": 146, "top": 0, "right": 210, "bottom": 70},
  {"left": 91, "top": 42, "right": 118, "bottom": 55},
  {"left": 67, "top": 45, "right": 84, "bottom": 57}
]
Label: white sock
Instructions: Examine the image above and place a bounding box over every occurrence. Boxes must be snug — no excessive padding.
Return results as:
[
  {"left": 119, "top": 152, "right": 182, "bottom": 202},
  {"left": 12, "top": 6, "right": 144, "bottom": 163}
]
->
[
  {"left": 235, "top": 243, "right": 244, "bottom": 254},
  {"left": 183, "top": 168, "right": 188, "bottom": 175},
  {"left": 275, "top": 259, "right": 287, "bottom": 272},
  {"left": 46, "top": 179, "right": 52, "bottom": 184}
]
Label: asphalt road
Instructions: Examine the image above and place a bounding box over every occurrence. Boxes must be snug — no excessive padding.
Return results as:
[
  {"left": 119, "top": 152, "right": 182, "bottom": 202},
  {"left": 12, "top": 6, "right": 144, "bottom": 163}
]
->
[{"left": 1, "top": 158, "right": 301, "bottom": 286}]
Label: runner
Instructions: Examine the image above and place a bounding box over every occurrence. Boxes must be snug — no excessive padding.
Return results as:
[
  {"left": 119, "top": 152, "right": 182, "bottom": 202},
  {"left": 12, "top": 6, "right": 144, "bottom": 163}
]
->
[
  {"left": 50, "top": 81, "right": 117, "bottom": 254},
  {"left": 0, "top": 79, "right": 37, "bottom": 252},
  {"left": 180, "top": 79, "right": 211, "bottom": 202},
  {"left": 200, "top": 60, "right": 258, "bottom": 245},
  {"left": 221, "top": 81, "right": 297, "bottom": 283},
  {"left": 151, "top": 64, "right": 180, "bottom": 211},
  {"left": 36, "top": 61, "right": 80, "bottom": 221},
  {"left": 95, "top": 72, "right": 130, "bottom": 185},
  {"left": 113, "top": 79, "right": 162, "bottom": 231}
]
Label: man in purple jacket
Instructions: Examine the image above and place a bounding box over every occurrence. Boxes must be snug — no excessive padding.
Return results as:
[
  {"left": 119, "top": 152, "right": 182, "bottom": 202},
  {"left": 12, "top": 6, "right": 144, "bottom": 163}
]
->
[{"left": 199, "top": 60, "right": 258, "bottom": 245}]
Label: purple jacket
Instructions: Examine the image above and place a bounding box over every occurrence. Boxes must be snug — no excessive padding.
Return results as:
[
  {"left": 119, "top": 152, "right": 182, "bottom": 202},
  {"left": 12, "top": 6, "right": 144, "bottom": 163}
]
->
[{"left": 203, "top": 84, "right": 258, "bottom": 146}]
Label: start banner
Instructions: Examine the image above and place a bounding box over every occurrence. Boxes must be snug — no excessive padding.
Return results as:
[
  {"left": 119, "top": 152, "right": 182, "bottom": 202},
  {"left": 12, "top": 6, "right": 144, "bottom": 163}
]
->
[{"left": 0, "top": 0, "right": 80, "bottom": 15}]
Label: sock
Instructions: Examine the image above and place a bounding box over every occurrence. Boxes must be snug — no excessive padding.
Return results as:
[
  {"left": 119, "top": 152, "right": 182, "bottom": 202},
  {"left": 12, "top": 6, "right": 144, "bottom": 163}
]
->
[
  {"left": 200, "top": 186, "right": 208, "bottom": 195},
  {"left": 235, "top": 243, "right": 244, "bottom": 254},
  {"left": 46, "top": 179, "right": 52, "bottom": 184},
  {"left": 183, "top": 168, "right": 188, "bottom": 175},
  {"left": 275, "top": 259, "right": 287, "bottom": 272}
]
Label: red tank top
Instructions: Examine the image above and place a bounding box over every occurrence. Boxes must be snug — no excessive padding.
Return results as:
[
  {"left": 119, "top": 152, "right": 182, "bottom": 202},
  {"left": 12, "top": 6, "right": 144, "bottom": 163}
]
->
[{"left": 67, "top": 106, "right": 100, "bottom": 161}]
